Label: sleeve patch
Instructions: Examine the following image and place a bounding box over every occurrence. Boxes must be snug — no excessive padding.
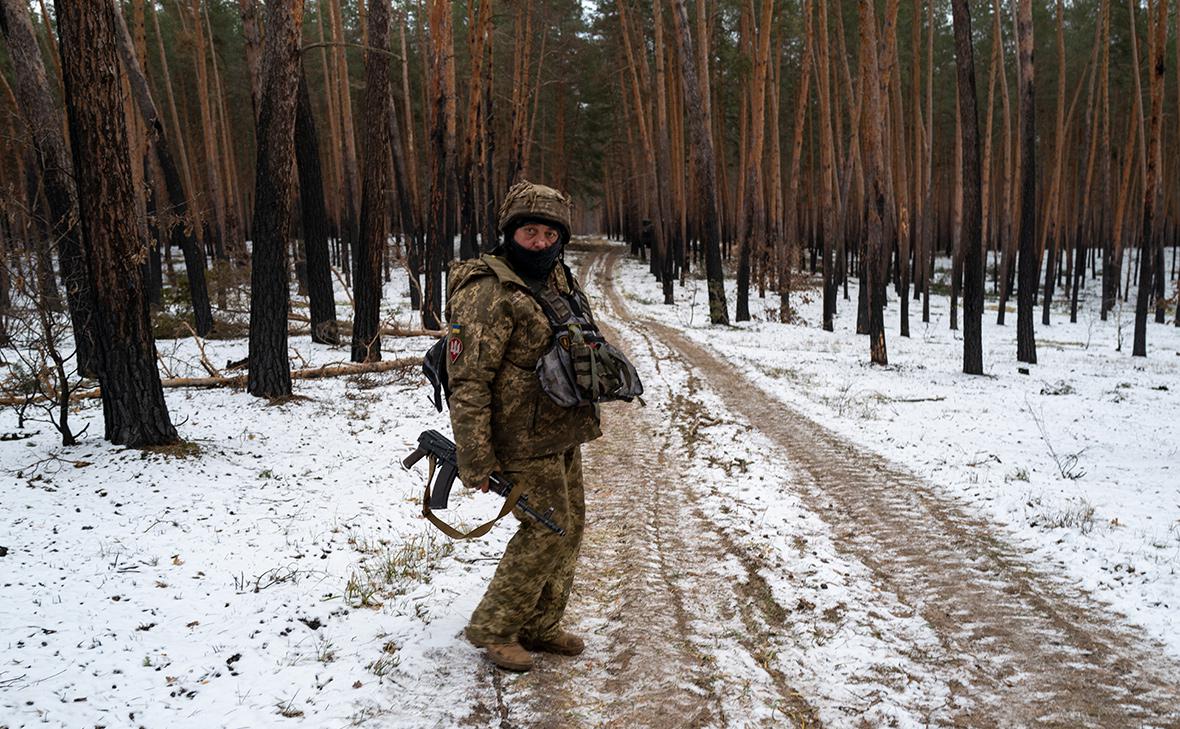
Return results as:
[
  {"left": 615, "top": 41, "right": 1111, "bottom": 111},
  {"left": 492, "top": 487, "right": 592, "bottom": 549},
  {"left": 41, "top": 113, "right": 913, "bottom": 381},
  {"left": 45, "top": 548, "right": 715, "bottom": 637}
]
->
[{"left": 448, "top": 324, "right": 464, "bottom": 363}]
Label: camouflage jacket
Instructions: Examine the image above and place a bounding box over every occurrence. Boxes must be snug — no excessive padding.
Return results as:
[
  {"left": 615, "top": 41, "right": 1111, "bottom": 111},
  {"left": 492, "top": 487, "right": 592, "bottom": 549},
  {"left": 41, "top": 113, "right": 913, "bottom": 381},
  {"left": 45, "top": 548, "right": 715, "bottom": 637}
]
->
[{"left": 445, "top": 254, "right": 602, "bottom": 487}]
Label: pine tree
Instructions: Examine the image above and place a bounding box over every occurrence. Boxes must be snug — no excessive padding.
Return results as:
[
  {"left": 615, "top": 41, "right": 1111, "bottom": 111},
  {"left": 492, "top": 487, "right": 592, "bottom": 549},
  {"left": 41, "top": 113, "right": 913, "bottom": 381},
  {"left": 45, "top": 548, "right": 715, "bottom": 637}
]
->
[
  {"left": 0, "top": 0, "right": 99, "bottom": 376},
  {"left": 56, "top": 0, "right": 178, "bottom": 445},
  {"left": 351, "top": 0, "right": 393, "bottom": 363},
  {"left": 952, "top": 0, "right": 985, "bottom": 375},
  {"left": 247, "top": 0, "right": 304, "bottom": 398}
]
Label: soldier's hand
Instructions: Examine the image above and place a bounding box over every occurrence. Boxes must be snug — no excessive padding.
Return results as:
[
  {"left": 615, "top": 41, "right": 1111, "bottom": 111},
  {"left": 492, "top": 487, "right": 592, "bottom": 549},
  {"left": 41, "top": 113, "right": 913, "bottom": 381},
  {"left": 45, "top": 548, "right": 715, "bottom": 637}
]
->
[{"left": 476, "top": 478, "right": 490, "bottom": 493}]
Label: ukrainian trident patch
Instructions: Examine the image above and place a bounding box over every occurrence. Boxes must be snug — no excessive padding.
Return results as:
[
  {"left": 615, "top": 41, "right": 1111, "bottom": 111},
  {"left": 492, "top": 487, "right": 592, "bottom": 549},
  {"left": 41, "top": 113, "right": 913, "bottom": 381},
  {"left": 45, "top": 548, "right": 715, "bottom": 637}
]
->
[{"left": 448, "top": 324, "right": 464, "bottom": 364}]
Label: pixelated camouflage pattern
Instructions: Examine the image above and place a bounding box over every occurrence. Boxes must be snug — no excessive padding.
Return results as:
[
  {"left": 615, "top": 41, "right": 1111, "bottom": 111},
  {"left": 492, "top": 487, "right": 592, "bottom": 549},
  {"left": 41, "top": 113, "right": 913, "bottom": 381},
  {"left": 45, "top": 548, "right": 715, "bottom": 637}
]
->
[
  {"left": 465, "top": 446, "right": 585, "bottom": 644},
  {"left": 445, "top": 254, "right": 601, "bottom": 489},
  {"left": 497, "top": 180, "right": 573, "bottom": 238}
]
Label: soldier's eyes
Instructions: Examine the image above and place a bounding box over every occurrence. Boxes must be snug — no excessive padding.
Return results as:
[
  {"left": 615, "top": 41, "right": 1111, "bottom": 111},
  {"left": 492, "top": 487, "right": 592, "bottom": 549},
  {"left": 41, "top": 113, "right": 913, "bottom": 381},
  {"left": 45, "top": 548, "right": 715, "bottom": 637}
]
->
[{"left": 523, "top": 226, "right": 558, "bottom": 241}]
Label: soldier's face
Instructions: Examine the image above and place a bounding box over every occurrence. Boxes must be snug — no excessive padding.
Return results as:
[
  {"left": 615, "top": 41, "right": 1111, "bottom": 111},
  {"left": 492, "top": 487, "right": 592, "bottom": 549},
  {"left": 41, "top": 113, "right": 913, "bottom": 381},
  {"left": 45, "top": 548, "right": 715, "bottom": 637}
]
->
[{"left": 514, "top": 223, "right": 561, "bottom": 251}]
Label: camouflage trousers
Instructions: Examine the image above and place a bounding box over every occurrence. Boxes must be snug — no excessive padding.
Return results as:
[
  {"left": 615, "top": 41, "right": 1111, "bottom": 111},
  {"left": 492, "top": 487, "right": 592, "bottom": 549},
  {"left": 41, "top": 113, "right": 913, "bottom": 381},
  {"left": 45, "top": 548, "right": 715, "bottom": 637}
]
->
[{"left": 466, "top": 445, "right": 585, "bottom": 645}]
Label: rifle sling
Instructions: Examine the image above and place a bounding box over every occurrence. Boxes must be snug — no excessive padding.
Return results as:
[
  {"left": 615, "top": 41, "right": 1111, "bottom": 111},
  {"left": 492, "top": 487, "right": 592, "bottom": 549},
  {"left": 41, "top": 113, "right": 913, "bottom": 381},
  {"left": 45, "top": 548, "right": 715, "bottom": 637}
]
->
[{"left": 420, "top": 455, "right": 528, "bottom": 540}]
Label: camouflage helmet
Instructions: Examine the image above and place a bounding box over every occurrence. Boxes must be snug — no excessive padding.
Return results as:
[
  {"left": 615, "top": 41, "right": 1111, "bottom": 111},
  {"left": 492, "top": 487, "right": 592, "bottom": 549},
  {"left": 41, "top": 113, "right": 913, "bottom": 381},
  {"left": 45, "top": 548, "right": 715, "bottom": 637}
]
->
[{"left": 497, "top": 180, "right": 573, "bottom": 242}]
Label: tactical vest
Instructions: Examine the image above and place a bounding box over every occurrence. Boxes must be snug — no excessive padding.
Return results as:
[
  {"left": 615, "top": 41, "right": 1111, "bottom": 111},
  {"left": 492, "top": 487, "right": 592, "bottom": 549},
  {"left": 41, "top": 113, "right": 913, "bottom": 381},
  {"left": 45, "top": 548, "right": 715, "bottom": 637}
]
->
[{"left": 424, "top": 262, "right": 643, "bottom": 412}]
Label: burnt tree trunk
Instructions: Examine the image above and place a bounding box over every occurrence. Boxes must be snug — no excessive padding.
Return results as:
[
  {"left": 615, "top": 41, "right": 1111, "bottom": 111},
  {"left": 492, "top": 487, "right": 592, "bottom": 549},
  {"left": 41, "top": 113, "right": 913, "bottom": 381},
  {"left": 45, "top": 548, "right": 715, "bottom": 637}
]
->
[
  {"left": 0, "top": 0, "right": 99, "bottom": 376},
  {"left": 672, "top": 0, "right": 728, "bottom": 324},
  {"left": 458, "top": 0, "right": 491, "bottom": 260},
  {"left": 422, "top": 0, "right": 453, "bottom": 329},
  {"left": 352, "top": 0, "right": 393, "bottom": 363},
  {"left": 859, "top": 0, "right": 888, "bottom": 365},
  {"left": 480, "top": 14, "right": 498, "bottom": 254},
  {"left": 247, "top": 1, "right": 304, "bottom": 397},
  {"left": 111, "top": 3, "right": 214, "bottom": 336},
  {"left": 387, "top": 87, "right": 420, "bottom": 294},
  {"left": 952, "top": 0, "right": 985, "bottom": 374},
  {"left": 56, "top": 0, "right": 177, "bottom": 445},
  {"left": 1132, "top": 0, "right": 1169, "bottom": 354},
  {"left": 1015, "top": 0, "right": 1038, "bottom": 364},
  {"left": 295, "top": 70, "right": 339, "bottom": 345}
]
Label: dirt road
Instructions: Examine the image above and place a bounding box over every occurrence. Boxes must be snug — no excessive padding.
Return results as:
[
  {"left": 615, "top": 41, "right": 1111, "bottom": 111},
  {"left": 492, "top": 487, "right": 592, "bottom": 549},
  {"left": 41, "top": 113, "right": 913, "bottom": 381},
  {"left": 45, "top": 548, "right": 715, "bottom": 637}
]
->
[{"left": 463, "top": 243, "right": 1180, "bottom": 728}]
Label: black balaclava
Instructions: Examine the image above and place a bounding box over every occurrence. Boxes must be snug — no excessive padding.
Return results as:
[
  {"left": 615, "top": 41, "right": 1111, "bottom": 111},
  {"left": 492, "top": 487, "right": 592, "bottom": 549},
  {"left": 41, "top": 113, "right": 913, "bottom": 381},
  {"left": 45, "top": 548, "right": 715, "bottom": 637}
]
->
[{"left": 502, "top": 216, "right": 566, "bottom": 284}]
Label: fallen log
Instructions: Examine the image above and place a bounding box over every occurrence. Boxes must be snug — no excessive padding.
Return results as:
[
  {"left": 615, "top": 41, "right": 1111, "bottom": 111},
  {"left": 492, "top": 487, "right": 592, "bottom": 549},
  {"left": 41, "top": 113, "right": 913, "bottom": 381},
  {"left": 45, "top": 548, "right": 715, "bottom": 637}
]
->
[
  {"left": 287, "top": 320, "right": 444, "bottom": 338},
  {"left": 0, "top": 358, "right": 421, "bottom": 405}
]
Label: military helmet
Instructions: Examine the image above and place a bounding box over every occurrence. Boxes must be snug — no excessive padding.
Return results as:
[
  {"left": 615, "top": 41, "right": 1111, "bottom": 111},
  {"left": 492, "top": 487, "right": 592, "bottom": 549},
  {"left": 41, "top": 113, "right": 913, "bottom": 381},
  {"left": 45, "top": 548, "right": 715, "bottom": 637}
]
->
[{"left": 497, "top": 180, "right": 573, "bottom": 242}]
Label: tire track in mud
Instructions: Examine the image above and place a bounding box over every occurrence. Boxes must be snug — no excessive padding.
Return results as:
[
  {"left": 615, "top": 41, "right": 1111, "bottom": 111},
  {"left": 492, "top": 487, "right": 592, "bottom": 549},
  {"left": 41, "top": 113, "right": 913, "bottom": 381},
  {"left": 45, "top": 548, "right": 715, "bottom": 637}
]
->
[
  {"left": 461, "top": 246, "right": 821, "bottom": 729},
  {"left": 591, "top": 246, "right": 1180, "bottom": 728}
]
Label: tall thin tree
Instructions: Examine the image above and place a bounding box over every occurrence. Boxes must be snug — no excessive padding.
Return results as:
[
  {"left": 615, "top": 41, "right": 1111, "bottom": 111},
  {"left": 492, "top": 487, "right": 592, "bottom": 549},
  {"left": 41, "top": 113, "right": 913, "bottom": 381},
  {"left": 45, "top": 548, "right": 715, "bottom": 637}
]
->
[
  {"left": 1133, "top": 0, "right": 1170, "bottom": 353},
  {"left": 294, "top": 70, "right": 340, "bottom": 345},
  {"left": 1015, "top": 0, "right": 1038, "bottom": 363},
  {"left": 247, "top": 0, "right": 304, "bottom": 398},
  {"left": 859, "top": 0, "right": 890, "bottom": 364},
  {"left": 55, "top": 0, "right": 177, "bottom": 444},
  {"left": 672, "top": 0, "right": 728, "bottom": 324},
  {"left": 0, "top": 0, "right": 99, "bottom": 376},
  {"left": 111, "top": 3, "right": 215, "bottom": 337},
  {"left": 352, "top": 0, "right": 393, "bottom": 363},
  {"left": 422, "top": 0, "right": 454, "bottom": 329},
  {"left": 952, "top": 0, "right": 985, "bottom": 374}
]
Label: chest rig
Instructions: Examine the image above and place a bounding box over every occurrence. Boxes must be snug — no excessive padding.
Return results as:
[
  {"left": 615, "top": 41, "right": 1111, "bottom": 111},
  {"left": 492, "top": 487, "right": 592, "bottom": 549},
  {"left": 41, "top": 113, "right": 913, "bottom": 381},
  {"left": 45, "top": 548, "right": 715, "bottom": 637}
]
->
[
  {"left": 529, "top": 273, "right": 644, "bottom": 409},
  {"left": 423, "top": 261, "right": 643, "bottom": 412}
]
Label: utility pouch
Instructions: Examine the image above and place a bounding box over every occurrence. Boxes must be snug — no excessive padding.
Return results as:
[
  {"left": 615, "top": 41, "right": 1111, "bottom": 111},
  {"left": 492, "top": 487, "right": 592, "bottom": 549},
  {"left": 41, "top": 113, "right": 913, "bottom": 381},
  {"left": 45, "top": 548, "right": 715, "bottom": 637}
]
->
[
  {"left": 536, "top": 322, "right": 643, "bottom": 408},
  {"left": 422, "top": 258, "right": 642, "bottom": 412}
]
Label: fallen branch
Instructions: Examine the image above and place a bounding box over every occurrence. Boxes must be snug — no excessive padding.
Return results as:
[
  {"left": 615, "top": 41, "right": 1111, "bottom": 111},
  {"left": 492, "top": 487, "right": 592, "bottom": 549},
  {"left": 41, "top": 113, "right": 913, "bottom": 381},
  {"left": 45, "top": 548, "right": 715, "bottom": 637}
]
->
[
  {"left": 0, "top": 358, "right": 421, "bottom": 404},
  {"left": 887, "top": 396, "right": 946, "bottom": 404},
  {"left": 182, "top": 322, "right": 221, "bottom": 378},
  {"left": 288, "top": 318, "right": 442, "bottom": 338}
]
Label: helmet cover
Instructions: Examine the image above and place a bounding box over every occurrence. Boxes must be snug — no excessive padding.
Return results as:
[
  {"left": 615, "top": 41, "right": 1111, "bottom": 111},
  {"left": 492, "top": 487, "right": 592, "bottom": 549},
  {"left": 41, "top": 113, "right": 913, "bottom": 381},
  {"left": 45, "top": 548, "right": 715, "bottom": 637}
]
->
[{"left": 497, "top": 180, "right": 573, "bottom": 242}]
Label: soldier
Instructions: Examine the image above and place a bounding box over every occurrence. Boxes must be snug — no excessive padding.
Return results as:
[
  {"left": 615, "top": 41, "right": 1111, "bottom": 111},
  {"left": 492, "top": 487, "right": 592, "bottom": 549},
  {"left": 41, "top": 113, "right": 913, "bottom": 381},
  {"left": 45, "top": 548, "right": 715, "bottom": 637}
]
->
[{"left": 445, "top": 180, "right": 602, "bottom": 672}]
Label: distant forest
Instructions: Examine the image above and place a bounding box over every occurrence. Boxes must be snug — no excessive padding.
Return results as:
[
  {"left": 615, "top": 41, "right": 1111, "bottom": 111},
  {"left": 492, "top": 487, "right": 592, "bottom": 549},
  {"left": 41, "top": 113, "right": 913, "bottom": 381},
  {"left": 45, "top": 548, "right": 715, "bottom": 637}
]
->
[{"left": 0, "top": 0, "right": 1177, "bottom": 445}]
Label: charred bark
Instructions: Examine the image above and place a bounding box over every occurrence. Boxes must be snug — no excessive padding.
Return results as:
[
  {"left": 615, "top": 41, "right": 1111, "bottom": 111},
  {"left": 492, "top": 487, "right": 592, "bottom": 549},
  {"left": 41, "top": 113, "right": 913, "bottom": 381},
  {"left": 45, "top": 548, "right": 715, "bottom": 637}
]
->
[
  {"left": 0, "top": 0, "right": 99, "bottom": 376},
  {"left": 351, "top": 0, "right": 393, "bottom": 363},
  {"left": 247, "top": 1, "right": 304, "bottom": 397},
  {"left": 1015, "top": 0, "right": 1038, "bottom": 364},
  {"left": 952, "top": 0, "right": 985, "bottom": 374},
  {"left": 56, "top": 0, "right": 178, "bottom": 445},
  {"left": 295, "top": 70, "right": 339, "bottom": 345}
]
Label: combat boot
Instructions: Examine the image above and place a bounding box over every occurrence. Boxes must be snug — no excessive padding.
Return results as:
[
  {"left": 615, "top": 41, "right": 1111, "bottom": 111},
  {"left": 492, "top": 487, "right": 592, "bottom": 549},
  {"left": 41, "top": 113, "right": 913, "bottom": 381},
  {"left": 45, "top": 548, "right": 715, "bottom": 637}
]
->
[
  {"left": 467, "top": 630, "right": 535, "bottom": 672},
  {"left": 520, "top": 630, "right": 584, "bottom": 656},
  {"left": 481, "top": 642, "right": 533, "bottom": 671}
]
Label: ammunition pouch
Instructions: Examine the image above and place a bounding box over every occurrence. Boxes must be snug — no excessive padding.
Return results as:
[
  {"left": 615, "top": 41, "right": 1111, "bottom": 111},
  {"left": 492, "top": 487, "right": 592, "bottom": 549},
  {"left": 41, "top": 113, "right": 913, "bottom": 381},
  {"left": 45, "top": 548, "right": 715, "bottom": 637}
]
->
[
  {"left": 536, "top": 323, "right": 643, "bottom": 408},
  {"left": 422, "top": 261, "right": 642, "bottom": 413}
]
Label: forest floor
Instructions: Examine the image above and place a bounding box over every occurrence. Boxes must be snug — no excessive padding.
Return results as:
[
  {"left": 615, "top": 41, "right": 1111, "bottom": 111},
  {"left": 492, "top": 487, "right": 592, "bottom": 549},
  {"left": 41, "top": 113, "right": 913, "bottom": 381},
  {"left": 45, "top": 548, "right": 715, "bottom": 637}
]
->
[{"left": 1, "top": 238, "right": 1179, "bottom": 728}]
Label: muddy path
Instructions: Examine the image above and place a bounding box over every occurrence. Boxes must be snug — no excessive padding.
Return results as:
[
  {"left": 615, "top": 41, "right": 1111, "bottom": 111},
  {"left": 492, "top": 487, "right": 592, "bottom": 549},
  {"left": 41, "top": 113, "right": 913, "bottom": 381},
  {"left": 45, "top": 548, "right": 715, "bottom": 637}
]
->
[
  {"left": 462, "top": 243, "right": 1180, "bottom": 728},
  {"left": 460, "top": 249, "right": 821, "bottom": 729}
]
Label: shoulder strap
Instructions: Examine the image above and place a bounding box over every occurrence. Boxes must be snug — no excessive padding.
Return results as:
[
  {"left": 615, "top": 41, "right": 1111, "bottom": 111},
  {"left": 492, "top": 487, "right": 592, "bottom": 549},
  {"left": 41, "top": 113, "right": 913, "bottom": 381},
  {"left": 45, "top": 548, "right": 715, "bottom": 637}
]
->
[
  {"left": 559, "top": 262, "right": 595, "bottom": 325},
  {"left": 479, "top": 255, "right": 590, "bottom": 332},
  {"left": 420, "top": 456, "right": 528, "bottom": 540}
]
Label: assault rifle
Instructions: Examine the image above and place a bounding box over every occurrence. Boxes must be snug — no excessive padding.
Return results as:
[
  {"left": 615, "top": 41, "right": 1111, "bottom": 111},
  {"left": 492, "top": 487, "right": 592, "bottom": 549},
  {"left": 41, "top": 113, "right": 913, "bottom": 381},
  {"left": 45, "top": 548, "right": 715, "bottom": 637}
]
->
[{"left": 403, "top": 430, "right": 565, "bottom": 537}]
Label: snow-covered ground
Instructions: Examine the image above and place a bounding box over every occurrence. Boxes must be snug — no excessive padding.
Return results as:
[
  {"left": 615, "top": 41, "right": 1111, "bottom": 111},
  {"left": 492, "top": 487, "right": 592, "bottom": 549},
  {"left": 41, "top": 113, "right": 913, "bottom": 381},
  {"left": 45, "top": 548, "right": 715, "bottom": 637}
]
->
[
  {"left": 589, "top": 274, "right": 958, "bottom": 726},
  {"left": 0, "top": 272, "right": 522, "bottom": 727},
  {"left": 611, "top": 245, "right": 1180, "bottom": 661},
  {"left": 2, "top": 239, "right": 1177, "bottom": 727}
]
